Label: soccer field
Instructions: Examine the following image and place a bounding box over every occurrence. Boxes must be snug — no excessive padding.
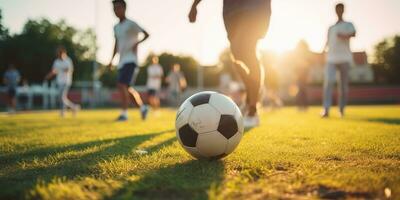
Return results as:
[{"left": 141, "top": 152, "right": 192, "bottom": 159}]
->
[{"left": 0, "top": 106, "right": 399, "bottom": 199}]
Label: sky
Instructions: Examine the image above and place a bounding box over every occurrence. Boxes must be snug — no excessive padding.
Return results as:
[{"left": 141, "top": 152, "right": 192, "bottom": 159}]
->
[{"left": 1, "top": 0, "right": 400, "bottom": 65}]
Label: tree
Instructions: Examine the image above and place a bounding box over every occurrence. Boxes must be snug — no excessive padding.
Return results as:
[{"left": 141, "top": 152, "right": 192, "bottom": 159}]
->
[
  {"left": 0, "top": 9, "right": 9, "bottom": 40},
  {"left": 372, "top": 35, "right": 400, "bottom": 84},
  {"left": 0, "top": 18, "right": 96, "bottom": 84}
]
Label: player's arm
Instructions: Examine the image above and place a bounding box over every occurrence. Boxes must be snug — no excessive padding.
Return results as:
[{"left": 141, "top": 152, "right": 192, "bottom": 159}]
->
[
  {"left": 337, "top": 31, "right": 356, "bottom": 40},
  {"left": 108, "top": 39, "right": 118, "bottom": 69},
  {"left": 133, "top": 29, "right": 150, "bottom": 52},
  {"left": 180, "top": 74, "right": 187, "bottom": 89},
  {"left": 338, "top": 23, "right": 356, "bottom": 40},
  {"left": 189, "top": 0, "right": 202, "bottom": 23},
  {"left": 45, "top": 68, "right": 57, "bottom": 80}
]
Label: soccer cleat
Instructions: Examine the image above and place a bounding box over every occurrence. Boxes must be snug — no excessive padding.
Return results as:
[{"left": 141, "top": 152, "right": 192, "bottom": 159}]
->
[
  {"left": 140, "top": 105, "right": 149, "bottom": 120},
  {"left": 243, "top": 115, "right": 260, "bottom": 128},
  {"left": 320, "top": 111, "right": 329, "bottom": 118},
  {"left": 116, "top": 115, "right": 128, "bottom": 122}
]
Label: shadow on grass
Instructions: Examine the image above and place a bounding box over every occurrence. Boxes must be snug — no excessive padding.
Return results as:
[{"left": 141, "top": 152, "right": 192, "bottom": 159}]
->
[
  {"left": 366, "top": 118, "right": 400, "bottom": 125},
  {"left": 0, "top": 129, "right": 175, "bottom": 199},
  {"left": 110, "top": 160, "right": 224, "bottom": 200}
]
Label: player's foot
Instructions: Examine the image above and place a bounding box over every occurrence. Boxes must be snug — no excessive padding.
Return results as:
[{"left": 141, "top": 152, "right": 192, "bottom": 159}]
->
[
  {"left": 72, "top": 105, "right": 81, "bottom": 117},
  {"left": 116, "top": 115, "right": 128, "bottom": 122},
  {"left": 340, "top": 110, "right": 345, "bottom": 118},
  {"left": 244, "top": 115, "right": 260, "bottom": 128},
  {"left": 320, "top": 111, "right": 329, "bottom": 118},
  {"left": 140, "top": 105, "right": 149, "bottom": 120}
]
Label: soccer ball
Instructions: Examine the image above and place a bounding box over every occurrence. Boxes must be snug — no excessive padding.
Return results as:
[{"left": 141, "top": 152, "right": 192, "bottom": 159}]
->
[{"left": 175, "top": 91, "right": 244, "bottom": 160}]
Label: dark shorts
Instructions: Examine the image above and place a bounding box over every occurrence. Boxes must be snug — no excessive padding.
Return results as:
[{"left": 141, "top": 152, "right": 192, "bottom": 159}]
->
[
  {"left": 147, "top": 89, "right": 158, "bottom": 97},
  {"left": 223, "top": 0, "right": 271, "bottom": 42},
  {"left": 118, "top": 63, "right": 137, "bottom": 85},
  {"left": 7, "top": 87, "right": 17, "bottom": 98}
]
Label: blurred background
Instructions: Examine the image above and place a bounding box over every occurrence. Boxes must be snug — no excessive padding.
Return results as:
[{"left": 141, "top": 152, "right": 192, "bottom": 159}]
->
[{"left": 1, "top": 0, "right": 400, "bottom": 110}]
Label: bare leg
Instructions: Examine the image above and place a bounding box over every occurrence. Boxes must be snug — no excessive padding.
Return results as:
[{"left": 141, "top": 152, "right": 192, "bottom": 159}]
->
[
  {"left": 117, "top": 83, "right": 130, "bottom": 110},
  {"left": 230, "top": 38, "right": 262, "bottom": 116},
  {"left": 128, "top": 87, "right": 144, "bottom": 107},
  {"left": 148, "top": 96, "right": 160, "bottom": 110}
]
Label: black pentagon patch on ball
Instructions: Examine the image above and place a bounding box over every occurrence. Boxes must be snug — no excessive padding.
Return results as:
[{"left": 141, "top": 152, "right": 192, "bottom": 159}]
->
[
  {"left": 179, "top": 124, "right": 198, "bottom": 147},
  {"left": 190, "top": 93, "right": 211, "bottom": 107},
  {"left": 217, "top": 115, "right": 238, "bottom": 139}
]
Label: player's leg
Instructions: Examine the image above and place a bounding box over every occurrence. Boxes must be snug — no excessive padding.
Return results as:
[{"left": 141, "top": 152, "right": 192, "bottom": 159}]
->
[
  {"left": 127, "top": 87, "right": 143, "bottom": 106},
  {"left": 115, "top": 64, "right": 133, "bottom": 121},
  {"left": 60, "top": 84, "right": 79, "bottom": 116},
  {"left": 338, "top": 63, "right": 350, "bottom": 117},
  {"left": 147, "top": 89, "right": 158, "bottom": 109},
  {"left": 230, "top": 37, "right": 262, "bottom": 116},
  {"left": 153, "top": 91, "right": 161, "bottom": 109},
  {"left": 7, "top": 88, "right": 17, "bottom": 113},
  {"left": 223, "top": 14, "right": 251, "bottom": 107},
  {"left": 322, "top": 63, "right": 336, "bottom": 117},
  {"left": 123, "top": 63, "right": 148, "bottom": 120},
  {"left": 116, "top": 83, "right": 130, "bottom": 121},
  {"left": 223, "top": 5, "right": 270, "bottom": 125},
  {"left": 58, "top": 84, "right": 67, "bottom": 117}
]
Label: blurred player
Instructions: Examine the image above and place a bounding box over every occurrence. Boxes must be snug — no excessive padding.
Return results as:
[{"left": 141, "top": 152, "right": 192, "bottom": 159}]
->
[
  {"left": 293, "top": 40, "right": 311, "bottom": 111},
  {"left": 189, "top": 0, "right": 271, "bottom": 127},
  {"left": 321, "top": 3, "right": 356, "bottom": 118},
  {"left": 166, "top": 64, "right": 186, "bottom": 106},
  {"left": 45, "top": 46, "right": 80, "bottom": 117},
  {"left": 3, "top": 64, "right": 20, "bottom": 114},
  {"left": 146, "top": 56, "right": 164, "bottom": 111},
  {"left": 108, "top": 0, "right": 150, "bottom": 121}
]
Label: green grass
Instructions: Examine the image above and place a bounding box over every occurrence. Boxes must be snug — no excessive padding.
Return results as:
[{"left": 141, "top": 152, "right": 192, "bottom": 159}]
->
[{"left": 0, "top": 106, "right": 399, "bottom": 200}]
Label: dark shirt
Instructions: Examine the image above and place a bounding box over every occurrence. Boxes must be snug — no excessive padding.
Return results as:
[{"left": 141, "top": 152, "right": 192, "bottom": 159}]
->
[{"left": 223, "top": 0, "right": 271, "bottom": 15}]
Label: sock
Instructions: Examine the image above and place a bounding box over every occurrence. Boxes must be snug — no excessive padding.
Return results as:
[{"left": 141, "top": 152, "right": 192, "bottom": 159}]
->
[{"left": 120, "top": 109, "right": 128, "bottom": 117}]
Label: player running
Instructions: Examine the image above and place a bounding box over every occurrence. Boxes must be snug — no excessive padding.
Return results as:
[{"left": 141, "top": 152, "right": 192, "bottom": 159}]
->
[
  {"left": 188, "top": 0, "right": 271, "bottom": 128},
  {"left": 108, "top": 0, "right": 150, "bottom": 121},
  {"left": 3, "top": 64, "right": 20, "bottom": 114},
  {"left": 146, "top": 56, "right": 164, "bottom": 112},
  {"left": 45, "top": 46, "right": 80, "bottom": 117}
]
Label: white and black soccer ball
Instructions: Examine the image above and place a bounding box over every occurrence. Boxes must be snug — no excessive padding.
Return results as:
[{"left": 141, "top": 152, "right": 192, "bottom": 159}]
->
[{"left": 176, "top": 91, "right": 244, "bottom": 160}]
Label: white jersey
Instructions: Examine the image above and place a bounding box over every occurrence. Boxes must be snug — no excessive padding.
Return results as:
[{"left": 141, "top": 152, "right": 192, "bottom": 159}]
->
[
  {"left": 326, "top": 21, "right": 356, "bottom": 64},
  {"left": 114, "top": 18, "right": 144, "bottom": 69},
  {"left": 147, "top": 64, "right": 164, "bottom": 90},
  {"left": 52, "top": 57, "right": 73, "bottom": 85}
]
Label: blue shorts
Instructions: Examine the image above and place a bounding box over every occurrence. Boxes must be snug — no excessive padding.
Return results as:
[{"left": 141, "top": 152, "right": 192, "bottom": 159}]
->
[
  {"left": 118, "top": 63, "right": 137, "bottom": 85},
  {"left": 7, "top": 87, "right": 17, "bottom": 98}
]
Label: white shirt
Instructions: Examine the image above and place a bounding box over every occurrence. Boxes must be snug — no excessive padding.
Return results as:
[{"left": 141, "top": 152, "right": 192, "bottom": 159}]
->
[
  {"left": 326, "top": 21, "right": 356, "bottom": 64},
  {"left": 52, "top": 57, "right": 73, "bottom": 85},
  {"left": 114, "top": 19, "right": 144, "bottom": 69},
  {"left": 147, "top": 64, "right": 164, "bottom": 90}
]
